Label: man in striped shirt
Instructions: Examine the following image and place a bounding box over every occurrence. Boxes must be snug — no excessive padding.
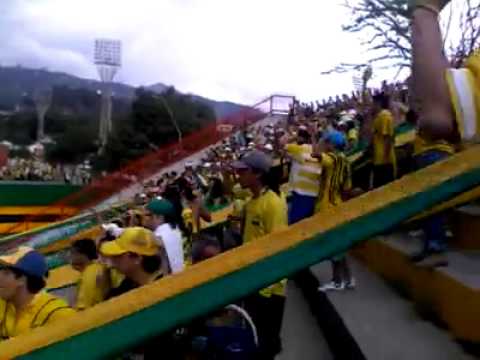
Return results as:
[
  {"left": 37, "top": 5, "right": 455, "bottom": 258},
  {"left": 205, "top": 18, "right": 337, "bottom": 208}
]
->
[{"left": 284, "top": 127, "right": 322, "bottom": 224}]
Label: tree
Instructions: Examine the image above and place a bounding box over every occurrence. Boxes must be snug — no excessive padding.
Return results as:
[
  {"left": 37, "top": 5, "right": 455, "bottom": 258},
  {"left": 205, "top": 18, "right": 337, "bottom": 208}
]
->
[
  {"left": 95, "top": 87, "right": 216, "bottom": 171},
  {"left": 448, "top": 0, "right": 480, "bottom": 67},
  {"left": 46, "top": 125, "right": 97, "bottom": 164},
  {"left": 324, "top": 0, "right": 480, "bottom": 75},
  {"left": 0, "top": 112, "right": 37, "bottom": 145}
]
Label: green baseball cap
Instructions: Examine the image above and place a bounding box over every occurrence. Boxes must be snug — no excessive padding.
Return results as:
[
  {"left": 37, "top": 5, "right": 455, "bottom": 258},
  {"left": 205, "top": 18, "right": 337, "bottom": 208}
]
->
[{"left": 146, "top": 198, "right": 175, "bottom": 216}]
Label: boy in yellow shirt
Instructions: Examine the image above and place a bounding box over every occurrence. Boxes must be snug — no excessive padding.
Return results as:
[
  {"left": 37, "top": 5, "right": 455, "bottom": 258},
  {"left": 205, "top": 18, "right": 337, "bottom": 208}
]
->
[
  {"left": 371, "top": 93, "right": 397, "bottom": 188},
  {"left": 314, "top": 131, "right": 356, "bottom": 291},
  {"left": 0, "top": 247, "right": 75, "bottom": 339},
  {"left": 233, "top": 150, "right": 287, "bottom": 360},
  {"left": 70, "top": 239, "right": 107, "bottom": 310}
]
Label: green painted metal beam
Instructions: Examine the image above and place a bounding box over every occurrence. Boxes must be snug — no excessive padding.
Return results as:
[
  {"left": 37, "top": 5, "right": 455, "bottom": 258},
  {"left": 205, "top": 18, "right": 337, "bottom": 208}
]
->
[
  {"left": 0, "top": 182, "right": 81, "bottom": 206},
  {"left": 0, "top": 204, "right": 127, "bottom": 252}
]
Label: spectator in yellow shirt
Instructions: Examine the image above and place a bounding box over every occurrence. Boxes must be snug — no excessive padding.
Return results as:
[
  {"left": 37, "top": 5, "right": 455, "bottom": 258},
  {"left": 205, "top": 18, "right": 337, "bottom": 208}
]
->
[
  {"left": 346, "top": 120, "right": 359, "bottom": 150},
  {"left": 232, "top": 150, "right": 287, "bottom": 360},
  {"left": 0, "top": 247, "right": 75, "bottom": 339},
  {"left": 100, "top": 227, "right": 162, "bottom": 299},
  {"left": 313, "top": 131, "right": 356, "bottom": 292},
  {"left": 70, "top": 239, "right": 107, "bottom": 310},
  {"left": 371, "top": 92, "right": 397, "bottom": 188}
]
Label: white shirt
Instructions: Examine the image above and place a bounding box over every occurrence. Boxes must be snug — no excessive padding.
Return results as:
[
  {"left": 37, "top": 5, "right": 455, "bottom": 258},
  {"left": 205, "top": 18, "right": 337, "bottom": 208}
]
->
[{"left": 154, "top": 224, "right": 184, "bottom": 274}]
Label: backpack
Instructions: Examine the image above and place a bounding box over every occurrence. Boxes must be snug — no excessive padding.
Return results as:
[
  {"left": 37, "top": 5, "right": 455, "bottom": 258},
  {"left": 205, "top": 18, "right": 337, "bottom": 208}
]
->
[{"left": 191, "top": 304, "right": 258, "bottom": 360}]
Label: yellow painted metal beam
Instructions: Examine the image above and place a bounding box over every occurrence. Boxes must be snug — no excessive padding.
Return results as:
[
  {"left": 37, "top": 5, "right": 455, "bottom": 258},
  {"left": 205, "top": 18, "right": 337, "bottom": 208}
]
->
[{"left": 0, "top": 206, "right": 77, "bottom": 215}]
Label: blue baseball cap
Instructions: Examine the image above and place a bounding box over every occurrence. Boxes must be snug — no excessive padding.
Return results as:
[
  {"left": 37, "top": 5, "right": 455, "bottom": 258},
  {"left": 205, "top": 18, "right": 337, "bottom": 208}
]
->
[
  {"left": 0, "top": 246, "right": 48, "bottom": 279},
  {"left": 324, "top": 130, "right": 346, "bottom": 150}
]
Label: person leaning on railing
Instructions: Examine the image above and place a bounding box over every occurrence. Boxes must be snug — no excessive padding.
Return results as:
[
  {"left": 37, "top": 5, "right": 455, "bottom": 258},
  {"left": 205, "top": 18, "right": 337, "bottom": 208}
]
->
[
  {"left": 232, "top": 150, "right": 288, "bottom": 360},
  {"left": 99, "top": 227, "right": 181, "bottom": 358},
  {"left": 70, "top": 239, "right": 108, "bottom": 310},
  {"left": 0, "top": 247, "right": 75, "bottom": 339}
]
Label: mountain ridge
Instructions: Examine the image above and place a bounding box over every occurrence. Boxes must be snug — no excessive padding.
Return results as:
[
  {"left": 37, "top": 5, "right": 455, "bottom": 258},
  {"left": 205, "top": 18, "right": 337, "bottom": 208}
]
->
[{"left": 0, "top": 66, "right": 246, "bottom": 118}]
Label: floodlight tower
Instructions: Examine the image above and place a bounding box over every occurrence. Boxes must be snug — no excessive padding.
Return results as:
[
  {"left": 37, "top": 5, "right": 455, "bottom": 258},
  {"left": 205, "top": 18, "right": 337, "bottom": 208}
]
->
[
  {"left": 33, "top": 88, "right": 52, "bottom": 141},
  {"left": 94, "top": 39, "right": 122, "bottom": 151}
]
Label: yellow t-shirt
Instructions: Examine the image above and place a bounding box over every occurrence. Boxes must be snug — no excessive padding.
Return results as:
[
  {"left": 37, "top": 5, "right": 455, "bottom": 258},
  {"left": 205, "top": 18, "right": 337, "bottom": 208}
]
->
[
  {"left": 232, "top": 198, "right": 246, "bottom": 217},
  {"left": 373, "top": 110, "right": 396, "bottom": 166},
  {"left": 76, "top": 262, "right": 107, "bottom": 310},
  {"left": 413, "top": 134, "right": 455, "bottom": 156},
  {"left": 347, "top": 128, "right": 359, "bottom": 144},
  {"left": 243, "top": 190, "right": 288, "bottom": 244},
  {"left": 315, "top": 152, "right": 352, "bottom": 213},
  {"left": 95, "top": 266, "right": 125, "bottom": 292},
  {"left": 182, "top": 208, "right": 195, "bottom": 233},
  {"left": 242, "top": 190, "right": 288, "bottom": 297},
  {"left": 109, "top": 268, "right": 125, "bottom": 289},
  {"left": 0, "top": 292, "right": 75, "bottom": 339}
]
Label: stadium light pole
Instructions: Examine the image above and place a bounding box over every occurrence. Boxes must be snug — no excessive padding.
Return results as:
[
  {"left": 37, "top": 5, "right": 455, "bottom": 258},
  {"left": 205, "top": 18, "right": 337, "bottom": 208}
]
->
[
  {"left": 33, "top": 88, "right": 52, "bottom": 142},
  {"left": 153, "top": 94, "right": 182, "bottom": 148},
  {"left": 93, "top": 39, "right": 122, "bottom": 153}
]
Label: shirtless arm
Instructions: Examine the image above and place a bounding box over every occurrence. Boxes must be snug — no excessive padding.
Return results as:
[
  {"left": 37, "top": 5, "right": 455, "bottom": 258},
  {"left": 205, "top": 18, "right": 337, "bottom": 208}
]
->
[{"left": 410, "top": 1, "right": 456, "bottom": 140}]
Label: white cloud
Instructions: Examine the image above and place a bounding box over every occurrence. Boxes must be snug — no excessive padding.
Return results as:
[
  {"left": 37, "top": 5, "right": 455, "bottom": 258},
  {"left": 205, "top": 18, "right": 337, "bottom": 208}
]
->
[{"left": 0, "top": 0, "right": 378, "bottom": 104}]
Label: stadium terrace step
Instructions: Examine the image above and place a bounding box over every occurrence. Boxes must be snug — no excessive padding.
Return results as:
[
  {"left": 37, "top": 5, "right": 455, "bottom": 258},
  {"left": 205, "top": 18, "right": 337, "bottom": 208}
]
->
[
  {"left": 352, "top": 233, "right": 480, "bottom": 345},
  {"left": 311, "top": 258, "right": 476, "bottom": 360},
  {"left": 451, "top": 204, "right": 480, "bottom": 250},
  {"left": 276, "top": 281, "right": 333, "bottom": 360}
]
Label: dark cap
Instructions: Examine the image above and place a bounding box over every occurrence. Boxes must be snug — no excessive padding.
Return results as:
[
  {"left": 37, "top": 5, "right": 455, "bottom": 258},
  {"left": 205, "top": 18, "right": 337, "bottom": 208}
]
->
[{"left": 232, "top": 150, "right": 272, "bottom": 173}]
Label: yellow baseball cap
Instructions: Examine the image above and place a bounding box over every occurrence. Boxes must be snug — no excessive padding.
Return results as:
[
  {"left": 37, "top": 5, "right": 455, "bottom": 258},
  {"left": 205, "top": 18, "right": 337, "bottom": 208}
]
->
[{"left": 100, "top": 227, "right": 159, "bottom": 257}]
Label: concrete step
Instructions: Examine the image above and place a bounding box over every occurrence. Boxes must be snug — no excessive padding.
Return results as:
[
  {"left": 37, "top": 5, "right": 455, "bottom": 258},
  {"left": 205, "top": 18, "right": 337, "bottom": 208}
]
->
[
  {"left": 353, "top": 233, "right": 480, "bottom": 344},
  {"left": 311, "top": 259, "right": 476, "bottom": 360},
  {"left": 277, "top": 281, "right": 333, "bottom": 360},
  {"left": 386, "top": 232, "right": 480, "bottom": 289}
]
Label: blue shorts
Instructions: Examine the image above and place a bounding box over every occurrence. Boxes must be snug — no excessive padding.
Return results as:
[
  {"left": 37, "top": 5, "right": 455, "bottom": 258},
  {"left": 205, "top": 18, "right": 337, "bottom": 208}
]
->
[{"left": 288, "top": 192, "right": 316, "bottom": 225}]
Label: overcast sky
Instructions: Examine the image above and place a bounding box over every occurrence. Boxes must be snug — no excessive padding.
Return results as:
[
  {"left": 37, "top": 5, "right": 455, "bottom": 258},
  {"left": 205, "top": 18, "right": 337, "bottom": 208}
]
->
[{"left": 0, "top": 0, "right": 406, "bottom": 104}]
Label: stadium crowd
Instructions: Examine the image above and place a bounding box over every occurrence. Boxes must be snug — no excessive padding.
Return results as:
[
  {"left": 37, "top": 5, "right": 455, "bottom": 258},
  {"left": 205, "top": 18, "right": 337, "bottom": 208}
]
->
[
  {"left": 0, "top": 158, "right": 92, "bottom": 184},
  {"left": 0, "top": 0, "right": 479, "bottom": 358}
]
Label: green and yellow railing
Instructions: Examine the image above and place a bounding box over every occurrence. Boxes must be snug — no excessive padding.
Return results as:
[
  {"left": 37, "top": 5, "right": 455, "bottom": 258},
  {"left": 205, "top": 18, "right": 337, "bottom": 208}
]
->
[
  {"left": 6, "top": 122, "right": 480, "bottom": 293},
  {"left": 0, "top": 182, "right": 82, "bottom": 234},
  {"left": 0, "top": 145, "right": 479, "bottom": 359}
]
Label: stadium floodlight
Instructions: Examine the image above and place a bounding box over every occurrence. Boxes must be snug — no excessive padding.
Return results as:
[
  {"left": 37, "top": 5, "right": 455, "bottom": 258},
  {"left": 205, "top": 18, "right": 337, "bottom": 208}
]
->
[
  {"left": 33, "top": 88, "right": 52, "bottom": 142},
  {"left": 95, "top": 39, "right": 122, "bottom": 67},
  {"left": 94, "top": 39, "right": 122, "bottom": 151}
]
